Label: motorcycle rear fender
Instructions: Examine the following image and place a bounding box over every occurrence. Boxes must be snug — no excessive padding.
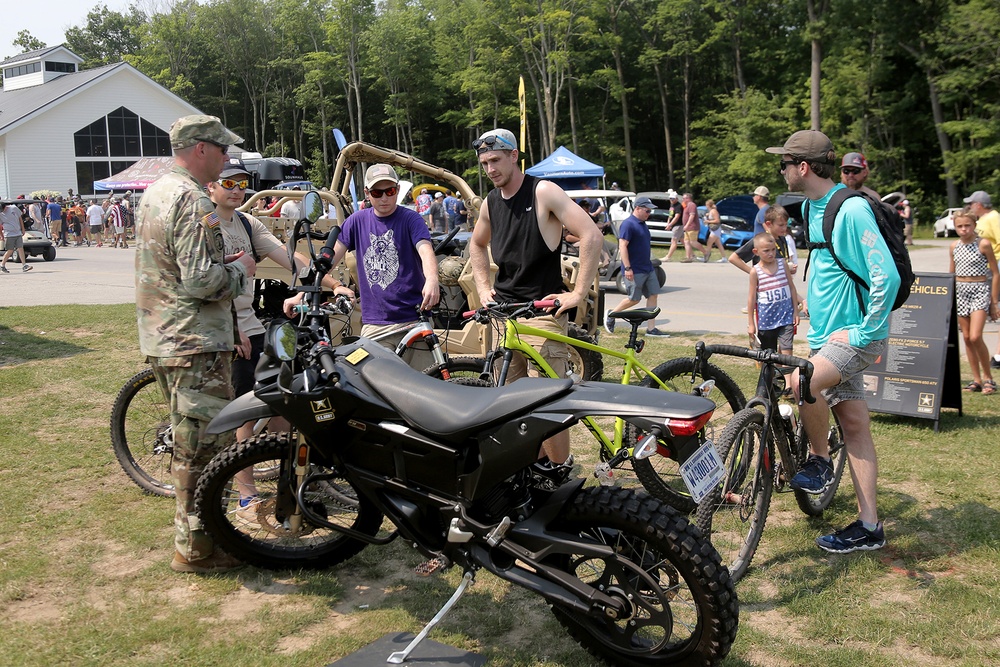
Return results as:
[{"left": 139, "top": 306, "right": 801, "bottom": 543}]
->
[
  {"left": 536, "top": 381, "right": 715, "bottom": 427},
  {"left": 206, "top": 391, "right": 275, "bottom": 434}
]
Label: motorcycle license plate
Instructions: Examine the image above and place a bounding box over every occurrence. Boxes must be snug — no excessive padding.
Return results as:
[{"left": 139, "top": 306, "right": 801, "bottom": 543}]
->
[{"left": 679, "top": 440, "right": 724, "bottom": 503}]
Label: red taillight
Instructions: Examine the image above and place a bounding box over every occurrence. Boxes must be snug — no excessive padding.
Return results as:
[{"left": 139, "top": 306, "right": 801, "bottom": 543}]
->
[{"left": 665, "top": 410, "right": 714, "bottom": 437}]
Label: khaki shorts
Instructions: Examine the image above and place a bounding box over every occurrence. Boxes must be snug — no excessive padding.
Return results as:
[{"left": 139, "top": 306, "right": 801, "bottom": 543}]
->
[
  {"left": 684, "top": 230, "right": 700, "bottom": 243},
  {"left": 505, "top": 314, "right": 570, "bottom": 381}
]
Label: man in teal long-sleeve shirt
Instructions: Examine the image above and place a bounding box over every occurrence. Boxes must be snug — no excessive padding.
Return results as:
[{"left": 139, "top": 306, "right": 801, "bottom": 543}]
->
[{"left": 766, "top": 130, "right": 901, "bottom": 554}]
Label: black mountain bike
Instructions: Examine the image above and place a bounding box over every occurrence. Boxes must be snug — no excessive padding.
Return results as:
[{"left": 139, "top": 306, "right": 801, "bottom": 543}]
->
[{"left": 692, "top": 342, "right": 847, "bottom": 582}]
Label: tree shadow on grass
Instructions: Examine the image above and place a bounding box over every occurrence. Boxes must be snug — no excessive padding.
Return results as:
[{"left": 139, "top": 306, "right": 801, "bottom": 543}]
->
[{"left": 0, "top": 324, "right": 91, "bottom": 367}]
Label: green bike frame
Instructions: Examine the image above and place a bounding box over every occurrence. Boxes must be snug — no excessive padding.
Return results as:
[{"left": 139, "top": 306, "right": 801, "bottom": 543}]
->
[{"left": 495, "top": 318, "right": 670, "bottom": 460}]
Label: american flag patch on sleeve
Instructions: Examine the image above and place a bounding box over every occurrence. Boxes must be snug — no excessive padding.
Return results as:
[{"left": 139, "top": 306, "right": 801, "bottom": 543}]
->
[{"left": 203, "top": 212, "right": 221, "bottom": 229}]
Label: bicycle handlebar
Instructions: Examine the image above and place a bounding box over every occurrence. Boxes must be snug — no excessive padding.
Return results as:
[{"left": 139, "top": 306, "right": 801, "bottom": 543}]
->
[
  {"left": 696, "top": 341, "right": 816, "bottom": 404},
  {"left": 462, "top": 299, "right": 560, "bottom": 321}
]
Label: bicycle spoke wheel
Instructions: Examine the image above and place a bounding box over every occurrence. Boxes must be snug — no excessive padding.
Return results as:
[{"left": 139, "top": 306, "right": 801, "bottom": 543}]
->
[
  {"left": 695, "top": 409, "right": 773, "bottom": 583},
  {"left": 110, "top": 368, "right": 175, "bottom": 497},
  {"left": 793, "top": 415, "right": 847, "bottom": 516},
  {"left": 630, "top": 357, "right": 746, "bottom": 513}
]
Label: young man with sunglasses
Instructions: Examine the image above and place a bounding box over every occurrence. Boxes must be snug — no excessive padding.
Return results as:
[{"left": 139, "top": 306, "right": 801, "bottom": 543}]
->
[
  {"left": 469, "top": 128, "right": 603, "bottom": 475},
  {"left": 135, "top": 115, "right": 257, "bottom": 574},
  {"left": 286, "top": 163, "right": 439, "bottom": 367},
  {"left": 840, "top": 152, "right": 880, "bottom": 200},
  {"left": 208, "top": 160, "right": 352, "bottom": 399},
  {"left": 766, "top": 130, "right": 901, "bottom": 554}
]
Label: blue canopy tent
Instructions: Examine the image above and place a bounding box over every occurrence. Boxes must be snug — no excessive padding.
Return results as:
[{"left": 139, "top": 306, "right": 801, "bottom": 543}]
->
[{"left": 525, "top": 146, "right": 604, "bottom": 190}]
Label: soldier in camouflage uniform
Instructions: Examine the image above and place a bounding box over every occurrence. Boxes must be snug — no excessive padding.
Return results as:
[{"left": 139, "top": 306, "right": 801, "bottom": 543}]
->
[{"left": 135, "top": 115, "right": 256, "bottom": 574}]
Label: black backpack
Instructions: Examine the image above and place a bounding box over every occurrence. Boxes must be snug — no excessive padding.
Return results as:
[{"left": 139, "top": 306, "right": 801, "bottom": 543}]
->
[
  {"left": 804, "top": 188, "right": 914, "bottom": 314},
  {"left": 235, "top": 210, "right": 260, "bottom": 262}
]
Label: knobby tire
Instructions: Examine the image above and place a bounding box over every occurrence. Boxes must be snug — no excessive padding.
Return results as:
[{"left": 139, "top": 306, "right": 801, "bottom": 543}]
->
[
  {"left": 547, "top": 486, "right": 738, "bottom": 666},
  {"left": 194, "top": 432, "right": 383, "bottom": 569}
]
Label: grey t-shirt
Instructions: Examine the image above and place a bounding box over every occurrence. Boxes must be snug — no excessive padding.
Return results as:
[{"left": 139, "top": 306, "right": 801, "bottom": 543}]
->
[
  {"left": 219, "top": 212, "right": 283, "bottom": 337},
  {"left": 1, "top": 205, "right": 23, "bottom": 237}
]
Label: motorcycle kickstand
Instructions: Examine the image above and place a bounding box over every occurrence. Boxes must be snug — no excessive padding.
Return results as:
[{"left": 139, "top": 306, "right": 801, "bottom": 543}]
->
[{"left": 387, "top": 570, "right": 474, "bottom": 664}]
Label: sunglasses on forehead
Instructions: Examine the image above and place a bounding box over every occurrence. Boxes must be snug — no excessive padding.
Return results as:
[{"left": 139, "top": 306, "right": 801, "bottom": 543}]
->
[
  {"left": 473, "top": 134, "right": 516, "bottom": 152},
  {"left": 218, "top": 178, "right": 249, "bottom": 190},
  {"left": 367, "top": 185, "right": 399, "bottom": 199}
]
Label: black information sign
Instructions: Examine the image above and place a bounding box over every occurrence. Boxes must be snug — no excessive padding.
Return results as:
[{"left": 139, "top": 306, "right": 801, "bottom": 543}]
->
[{"left": 863, "top": 272, "right": 962, "bottom": 429}]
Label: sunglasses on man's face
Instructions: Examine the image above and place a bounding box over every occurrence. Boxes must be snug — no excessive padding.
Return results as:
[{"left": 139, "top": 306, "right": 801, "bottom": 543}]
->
[
  {"left": 779, "top": 159, "right": 801, "bottom": 172},
  {"left": 472, "top": 135, "right": 516, "bottom": 152},
  {"left": 218, "top": 179, "right": 249, "bottom": 190},
  {"left": 368, "top": 185, "right": 399, "bottom": 199},
  {"left": 841, "top": 167, "right": 863, "bottom": 176}
]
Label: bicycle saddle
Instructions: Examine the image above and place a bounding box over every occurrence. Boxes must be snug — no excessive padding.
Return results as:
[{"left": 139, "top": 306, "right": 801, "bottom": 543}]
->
[{"left": 609, "top": 307, "right": 661, "bottom": 324}]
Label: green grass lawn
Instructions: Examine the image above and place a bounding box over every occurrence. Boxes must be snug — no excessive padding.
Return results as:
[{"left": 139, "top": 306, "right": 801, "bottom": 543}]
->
[{"left": 1, "top": 304, "right": 998, "bottom": 666}]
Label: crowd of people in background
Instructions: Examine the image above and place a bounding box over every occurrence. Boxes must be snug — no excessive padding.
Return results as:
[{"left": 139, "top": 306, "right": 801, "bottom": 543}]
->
[{"left": 2, "top": 191, "right": 135, "bottom": 252}]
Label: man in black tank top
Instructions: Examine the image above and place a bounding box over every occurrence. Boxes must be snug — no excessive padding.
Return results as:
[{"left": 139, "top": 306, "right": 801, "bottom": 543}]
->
[{"left": 469, "top": 128, "right": 603, "bottom": 468}]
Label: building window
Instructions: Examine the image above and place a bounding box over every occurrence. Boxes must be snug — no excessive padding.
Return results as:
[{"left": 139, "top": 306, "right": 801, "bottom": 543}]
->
[
  {"left": 76, "top": 162, "right": 112, "bottom": 196},
  {"left": 108, "top": 107, "right": 141, "bottom": 157},
  {"left": 4, "top": 62, "right": 41, "bottom": 77},
  {"left": 74, "top": 119, "right": 109, "bottom": 157},
  {"left": 141, "top": 119, "right": 172, "bottom": 156},
  {"left": 73, "top": 109, "right": 171, "bottom": 193},
  {"left": 44, "top": 61, "right": 76, "bottom": 73}
]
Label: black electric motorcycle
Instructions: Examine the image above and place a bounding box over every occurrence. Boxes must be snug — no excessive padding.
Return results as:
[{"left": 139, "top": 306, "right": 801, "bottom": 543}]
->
[{"left": 195, "top": 192, "right": 738, "bottom": 665}]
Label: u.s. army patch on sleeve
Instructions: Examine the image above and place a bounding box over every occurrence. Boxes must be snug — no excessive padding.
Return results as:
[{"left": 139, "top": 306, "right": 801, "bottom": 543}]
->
[{"left": 203, "top": 212, "right": 221, "bottom": 229}]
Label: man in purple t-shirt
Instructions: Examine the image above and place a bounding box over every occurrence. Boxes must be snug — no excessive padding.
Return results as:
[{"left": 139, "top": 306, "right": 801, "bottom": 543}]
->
[{"left": 288, "top": 163, "right": 439, "bottom": 365}]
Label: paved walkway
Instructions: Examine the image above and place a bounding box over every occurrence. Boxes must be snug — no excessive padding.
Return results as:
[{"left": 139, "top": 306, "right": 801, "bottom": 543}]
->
[{"left": 2, "top": 238, "right": 996, "bottom": 348}]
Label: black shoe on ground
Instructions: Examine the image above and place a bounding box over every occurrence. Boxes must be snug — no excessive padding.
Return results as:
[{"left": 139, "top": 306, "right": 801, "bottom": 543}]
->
[
  {"left": 991, "top": 356, "right": 1000, "bottom": 370},
  {"left": 816, "top": 519, "right": 885, "bottom": 553}
]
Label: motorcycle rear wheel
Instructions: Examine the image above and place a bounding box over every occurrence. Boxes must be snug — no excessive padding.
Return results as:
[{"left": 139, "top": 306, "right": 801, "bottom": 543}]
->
[
  {"left": 195, "top": 432, "right": 383, "bottom": 569},
  {"left": 546, "top": 487, "right": 738, "bottom": 666}
]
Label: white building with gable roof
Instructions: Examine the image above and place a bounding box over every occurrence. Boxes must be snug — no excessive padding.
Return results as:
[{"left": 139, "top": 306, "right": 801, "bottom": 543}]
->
[{"left": 0, "top": 45, "right": 203, "bottom": 198}]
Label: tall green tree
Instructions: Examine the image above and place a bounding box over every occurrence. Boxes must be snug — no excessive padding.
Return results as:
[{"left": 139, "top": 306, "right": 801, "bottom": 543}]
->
[{"left": 65, "top": 4, "right": 144, "bottom": 68}]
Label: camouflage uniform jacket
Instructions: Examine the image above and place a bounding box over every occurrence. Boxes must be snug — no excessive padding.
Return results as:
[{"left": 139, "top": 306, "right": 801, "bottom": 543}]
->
[{"left": 135, "top": 165, "right": 249, "bottom": 357}]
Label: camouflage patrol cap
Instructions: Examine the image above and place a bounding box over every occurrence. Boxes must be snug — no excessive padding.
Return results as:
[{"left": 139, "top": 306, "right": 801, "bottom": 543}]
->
[{"left": 169, "top": 115, "right": 243, "bottom": 150}]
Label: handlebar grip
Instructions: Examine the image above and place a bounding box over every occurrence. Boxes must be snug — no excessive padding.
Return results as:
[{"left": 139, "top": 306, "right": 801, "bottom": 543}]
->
[
  {"left": 462, "top": 308, "right": 478, "bottom": 319},
  {"left": 316, "top": 225, "right": 341, "bottom": 271},
  {"left": 317, "top": 344, "right": 337, "bottom": 376},
  {"left": 533, "top": 299, "right": 559, "bottom": 310}
]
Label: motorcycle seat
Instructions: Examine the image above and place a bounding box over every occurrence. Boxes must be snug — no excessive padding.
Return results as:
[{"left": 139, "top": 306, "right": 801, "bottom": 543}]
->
[{"left": 359, "top": 357, "right": 573, "bottom": 441}]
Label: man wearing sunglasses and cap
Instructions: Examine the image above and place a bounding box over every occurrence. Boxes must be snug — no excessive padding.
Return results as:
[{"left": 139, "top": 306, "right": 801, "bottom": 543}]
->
[
  {"left": 135, "top": 114, "right": 257, "bottom": 574},
  {"left": 840, "top": 152, "right": 880, "bottom": 200},
  {"left": 285, "top": 163, "right": 439, "bottom": 366},
  {"left": 766, "top": 129, "right": 901, "bottom": 555},
  {"left": 469, "top": 128, "right": 603, "bottom": 476}
]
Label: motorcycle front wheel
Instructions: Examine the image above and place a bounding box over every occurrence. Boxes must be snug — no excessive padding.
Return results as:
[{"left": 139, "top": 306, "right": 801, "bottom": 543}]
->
[
  {"left": 195, "top": 432, "right": 384, "bottom": 569},
  {"left": 545, "top": 487, "right": 738, "bottom": 666}
]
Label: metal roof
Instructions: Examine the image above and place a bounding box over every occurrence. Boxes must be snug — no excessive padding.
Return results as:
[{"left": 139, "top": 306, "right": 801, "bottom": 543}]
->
[
  {"left": 0, "top": 62, "right": 125, "bottom": 134},
  {"left": 1, "top": 44, "right": 66, "bottom": 66}
]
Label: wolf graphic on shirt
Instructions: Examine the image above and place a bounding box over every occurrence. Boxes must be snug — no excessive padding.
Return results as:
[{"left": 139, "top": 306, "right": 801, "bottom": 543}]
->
[{"left": 363, "top": 229, "right": 400, "bottom": 289}]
